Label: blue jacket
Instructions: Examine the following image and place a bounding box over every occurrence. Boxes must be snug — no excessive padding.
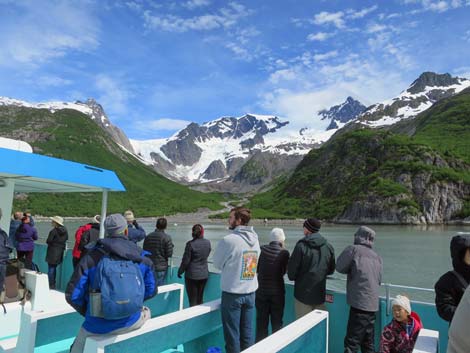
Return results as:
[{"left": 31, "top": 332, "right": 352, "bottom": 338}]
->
[
  {"left": 127, "top": 223, "right": 146, "bottom": 243},
  {"left": 65, "top": 235, "right": 157, "bottom": 334}
]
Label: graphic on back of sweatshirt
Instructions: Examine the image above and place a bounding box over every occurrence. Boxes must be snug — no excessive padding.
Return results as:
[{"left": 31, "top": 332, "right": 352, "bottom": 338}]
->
[{"left": 240, "top": 251, "right": 258, "bottom": 280}]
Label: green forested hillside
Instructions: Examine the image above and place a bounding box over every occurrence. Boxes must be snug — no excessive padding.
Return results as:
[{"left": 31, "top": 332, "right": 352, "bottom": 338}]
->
[
  {"left": 0, "top": 106, "right": 224, "bottom": 216},
  {"left": 249, "top": 89, "right": 470, "bottom": 223}
]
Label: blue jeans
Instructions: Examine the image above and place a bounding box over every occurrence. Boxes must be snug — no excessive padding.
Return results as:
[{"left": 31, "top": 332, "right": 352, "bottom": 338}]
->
[
  {"left": 47, "top": 264, "right": 57, "bottom": 288},
  {"left": 221, "top": 291, "right": 255, "bottom": 353},
  {"left": 155, "top": 270, "right": 167, "bottom": 286}
]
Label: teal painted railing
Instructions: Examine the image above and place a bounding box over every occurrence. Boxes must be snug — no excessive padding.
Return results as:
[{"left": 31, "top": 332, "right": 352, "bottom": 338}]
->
[{"left": 31, "top": 245, "right": 449, "bottom": 353}]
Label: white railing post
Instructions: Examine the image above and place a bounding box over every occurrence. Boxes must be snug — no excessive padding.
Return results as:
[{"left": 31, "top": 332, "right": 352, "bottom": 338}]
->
[{"left": 99, "top": 189, "right": 108, "bottom": 239}]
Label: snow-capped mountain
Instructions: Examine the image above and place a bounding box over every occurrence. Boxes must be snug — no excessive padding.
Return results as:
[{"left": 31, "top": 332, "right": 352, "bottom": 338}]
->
[
  {"left": 131, "top": 96, "right": 368, "bottom": 187},
  {"left": 132, "top": 114, "right": 307, "bottom": 184},
  {"left": 359, "top": 72, "right": 470, "bottom": 127},
  {"left": 319, "top": 96, "right": 366, "bottom": 130},
  {"left": 0, "top": 96, "right": 134, "bottom": 152}
]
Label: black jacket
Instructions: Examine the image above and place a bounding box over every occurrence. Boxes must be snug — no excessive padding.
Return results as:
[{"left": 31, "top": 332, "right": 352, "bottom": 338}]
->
[
  {"left": 257, "top": 241, "right": 290, "bottom": 296},
  {"left": 178, "top": 237, "right": 211, "bottom": 280},
  {"left": 0, "top": 228, "right": 13, "bottom": 264},
  {"left": 435, "top": 234, "right": 470, "bottom": 322},
  {"left": 287, "top": 233, "right": 335, "bottom": 305},
  {"left": 143, "top": 229, "right": 174, "bottom": 271},
  {"left": 46, "top": 226, "right": 68, "bottom": 265}
]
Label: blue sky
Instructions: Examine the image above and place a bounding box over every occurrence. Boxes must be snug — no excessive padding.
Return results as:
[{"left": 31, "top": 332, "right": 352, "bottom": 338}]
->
[{"left": 0, "top": 0, "right": 469, "bottom": 139}]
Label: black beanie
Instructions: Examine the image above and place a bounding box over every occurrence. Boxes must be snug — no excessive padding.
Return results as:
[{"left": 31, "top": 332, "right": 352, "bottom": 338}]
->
[{"left": 303, "top": 218, "right": 321, "bottom": 233}]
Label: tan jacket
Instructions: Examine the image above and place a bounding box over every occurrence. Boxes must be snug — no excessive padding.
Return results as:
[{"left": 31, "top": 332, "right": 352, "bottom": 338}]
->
[{"left": 448, "top": 285, "right": 470, "bottom": 353}]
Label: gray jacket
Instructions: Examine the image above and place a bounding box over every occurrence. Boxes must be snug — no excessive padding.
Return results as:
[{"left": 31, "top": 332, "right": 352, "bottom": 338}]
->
[
  {"left": 448, "top": 285, "right": 470, "bottom": 353},
  {"left": 336, "top": 226, "right": 383, "bottom": 312}
]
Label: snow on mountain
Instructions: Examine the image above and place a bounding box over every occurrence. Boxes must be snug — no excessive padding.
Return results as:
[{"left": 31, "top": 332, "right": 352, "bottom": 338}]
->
[
  {"left": 0, "top": 96, "right": 134, "bottom": 153},
  {"left": 131, "top": 108, "right": 350, "bottom": 184},
  {"left": 360, "top": 72, "right": 470, "bottom": 127},
  {"left": 0, "top": 96, "right": 93, "bottom": 116}
]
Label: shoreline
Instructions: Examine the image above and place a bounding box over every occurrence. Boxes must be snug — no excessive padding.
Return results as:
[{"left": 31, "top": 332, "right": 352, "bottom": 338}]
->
[{"left": 31, "top": 215, "right": 470, "bottom": 227}]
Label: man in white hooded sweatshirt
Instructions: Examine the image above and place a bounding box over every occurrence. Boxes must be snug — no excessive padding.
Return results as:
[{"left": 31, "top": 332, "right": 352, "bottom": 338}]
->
[{"left": 213, "top": 207, "right": 261, "bottom": 353}]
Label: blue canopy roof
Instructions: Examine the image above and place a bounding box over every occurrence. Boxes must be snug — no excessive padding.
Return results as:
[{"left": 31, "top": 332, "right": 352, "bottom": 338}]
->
[{"left": 0, "top": 147, "right": 125, "bottom": 193}]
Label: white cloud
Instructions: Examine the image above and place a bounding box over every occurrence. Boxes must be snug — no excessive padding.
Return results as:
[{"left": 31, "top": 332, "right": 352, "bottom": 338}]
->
[
  {"left": 126, "top": 1, "right": 143, "bottom": 12},
  {"left": 0, "top": 2, "right": 99, "bottom": 67},
  {"left": 402, "top": 0, "right": 469, "bottom": 12},
  {"left": 259, "top": 55, "right": 409, "bottom": 129},
  {"left": 137, "top": 118, "right": 192, "bottom": 131},
  {"left": 269, "top": 69, "right": 298, "bottom": 84},
  {"left": 367, "top": 23, "right": 388, "bottom": 33},
  {"left": 182, "top": 0, "right": 211, "bottom": 10},
  {"left": 36, "top": 75, "right": 72, "bottom": 87},
  {"left": 225, "top": 42, "right": 253, "bottom": 61},
  {"left": 307, "top": 32, "right": 333, "bottom": 41},
  {"left": 313, "top": 50, "right": 338, "bottom": 62},
  {"left": 313, "top": 11, "right": 345, "bottom": 29},
  {"left": 347, "top": 5, "right": 379, "bottom": 19},
  {"left": 95, "top": 74, "right": 131, "bottom": 116},
  {"left": 143, "top": 2, "right": 252, "bottom": 32}
]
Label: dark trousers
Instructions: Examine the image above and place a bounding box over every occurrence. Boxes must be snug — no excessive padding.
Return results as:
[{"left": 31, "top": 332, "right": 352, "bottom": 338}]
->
[
  {"left": 17, "top": 250, "right": 34, "bottom": 270},
  {"left": 185, "top": 277, "right": 207, "bottom": 307},
  {"left": 155, "top": 270, "right": 167, "bottom": 287},
  {"left": 48, "top": 264, "right": 57, "bottom": 288},
  {"left": 255, "top": 292, "right": 285, "bottom": 342},
  {"left": 0, "top": 264, "right": 6, "bottom": 292},
  {"left": 72, "top": 257, "right": 80, "bottom": 269},
  {"left": 344, "top": 306, "right": 376, "bottom": 353}
]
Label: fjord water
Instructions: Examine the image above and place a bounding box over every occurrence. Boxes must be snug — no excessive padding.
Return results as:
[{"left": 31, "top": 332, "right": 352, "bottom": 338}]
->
[{"left": 36, "top": 221, "right": 468, "bottom": 300}]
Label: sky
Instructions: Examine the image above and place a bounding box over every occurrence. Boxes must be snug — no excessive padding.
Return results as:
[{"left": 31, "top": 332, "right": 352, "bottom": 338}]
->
[{"left": 0, "top": 0, "right": 469, "bottom": 139}]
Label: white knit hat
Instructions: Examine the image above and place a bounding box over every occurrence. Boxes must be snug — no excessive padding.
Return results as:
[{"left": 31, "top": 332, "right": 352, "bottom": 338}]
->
[
  {"left": 270, "top": 228, "right": 286, "bottom": 243},
  {"left": 391, "top": 295, "right": 411, "bottom": 314}
]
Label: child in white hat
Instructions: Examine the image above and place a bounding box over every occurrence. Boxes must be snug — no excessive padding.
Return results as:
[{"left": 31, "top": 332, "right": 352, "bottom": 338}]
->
[{"left": 379, "top": 294, "right": 423, "bottom": 353}]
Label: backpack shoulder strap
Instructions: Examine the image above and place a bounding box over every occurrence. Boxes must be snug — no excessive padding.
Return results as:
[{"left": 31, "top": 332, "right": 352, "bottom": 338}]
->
[{"left": 452, "top": 270, "right": 469, "bottom": 289}]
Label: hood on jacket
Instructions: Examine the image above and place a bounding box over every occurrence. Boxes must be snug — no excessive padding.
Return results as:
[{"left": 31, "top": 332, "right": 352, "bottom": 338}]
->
[
  {"left": 354, "top": 226, "right": 376, "bottom": 248},
  {"left": 450, "top": 233, "right": 470, "bottom": 277},
  {"left": 300, "top": 233, "right": 327, "bottom": 248},
  {"left": 55, "top": 225, "right": 67, "bottom": 236},
  {"left": 233, "top": 226, "right": 258, "bottom": 247},
  {"left": 98, "top": 236, "right": 142, "bottom": 263}
]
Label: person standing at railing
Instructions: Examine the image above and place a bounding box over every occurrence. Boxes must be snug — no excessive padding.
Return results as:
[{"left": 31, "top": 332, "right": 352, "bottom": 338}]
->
[
  {"left": 124, "top": 210, "right": 146, "bottom": 243},
  {"left": 8, "top": 211, "right": 22, "bottom": 250},
  {"left": 434, "top": 233, "right": 470, "bottom": 323},
  {"left": 255, "top": 227, "right": 290, "bottom": 342},
  {"left": 72, "top": 215, "right": 100, "bottom": 268},
  {"left": 143, "top": 217, "right": 174, "bottom": 286},
  {"left": 45, "top": 216, "right": 68, "bottom": 289},
  {"left": 213, "top": 207, "right": 260, "bottom": 353},
  {"left": 287, "top": 218, "right": 335, "bottom": 319},
  {"left": 177, "top": 224, "right": 211, "bottom": 306},
  {"left": 336, "top": 225, "right": 383, "bottom": 353},
  {"left": 0, "top": 208, "right": 13, "bottom": 298},
  {"left": 15, "top": 213, "right": 38, "bottom": 270}
]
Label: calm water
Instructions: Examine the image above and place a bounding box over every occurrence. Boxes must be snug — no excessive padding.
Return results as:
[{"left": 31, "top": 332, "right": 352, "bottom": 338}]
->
[{"left": 35, "top": 221, "right": 470, "bottom": 300}]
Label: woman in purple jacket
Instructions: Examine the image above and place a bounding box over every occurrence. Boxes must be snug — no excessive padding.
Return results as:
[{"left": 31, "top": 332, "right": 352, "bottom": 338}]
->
[{"left": 15, "top": 214, "right": 38, "bottom": 269}]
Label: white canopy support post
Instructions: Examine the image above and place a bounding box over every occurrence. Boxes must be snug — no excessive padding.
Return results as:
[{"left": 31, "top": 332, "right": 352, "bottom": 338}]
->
[
  {"left": 99, "top": 188, "right": 108, "bottom": 239},
  {"left": 0, "top": 179, "right": 15, "bottom": 233}
]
